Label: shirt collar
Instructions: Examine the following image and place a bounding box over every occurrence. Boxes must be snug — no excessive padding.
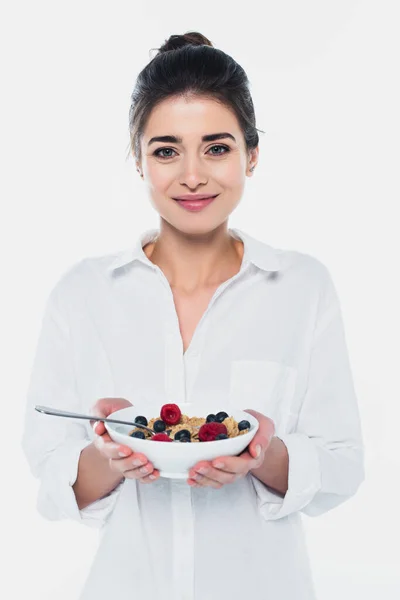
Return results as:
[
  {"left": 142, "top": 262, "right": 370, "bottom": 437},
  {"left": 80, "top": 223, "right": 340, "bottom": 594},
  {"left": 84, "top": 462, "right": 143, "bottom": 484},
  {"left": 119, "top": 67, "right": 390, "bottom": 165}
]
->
[{"left": 107, "top": 227, "right": 280, "bottom": 275}]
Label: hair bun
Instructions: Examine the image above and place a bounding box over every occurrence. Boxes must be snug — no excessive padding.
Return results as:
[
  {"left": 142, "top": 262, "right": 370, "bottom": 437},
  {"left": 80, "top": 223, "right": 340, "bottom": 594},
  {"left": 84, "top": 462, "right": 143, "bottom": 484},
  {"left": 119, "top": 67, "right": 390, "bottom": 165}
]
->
[{"left": 157, "top": 31, "right": 214, "bottom": 54}]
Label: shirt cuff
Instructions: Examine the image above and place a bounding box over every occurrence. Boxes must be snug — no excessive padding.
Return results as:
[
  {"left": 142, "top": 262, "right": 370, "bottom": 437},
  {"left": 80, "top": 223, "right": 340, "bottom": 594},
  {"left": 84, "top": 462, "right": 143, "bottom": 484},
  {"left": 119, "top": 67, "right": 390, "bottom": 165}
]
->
[
  {"left": 36, "top": 439, "right": 124, "bottom": 529},
  {"left": 250, "top": 432, "right": 322, "bottom": 521}
]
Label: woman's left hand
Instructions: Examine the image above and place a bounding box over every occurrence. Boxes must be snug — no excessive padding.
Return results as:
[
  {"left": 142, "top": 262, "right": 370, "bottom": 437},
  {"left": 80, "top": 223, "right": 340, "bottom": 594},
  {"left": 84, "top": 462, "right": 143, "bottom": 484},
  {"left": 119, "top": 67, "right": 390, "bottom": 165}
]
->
[{"left": 187, "top": 409, "right": 275, "bottom": 489}]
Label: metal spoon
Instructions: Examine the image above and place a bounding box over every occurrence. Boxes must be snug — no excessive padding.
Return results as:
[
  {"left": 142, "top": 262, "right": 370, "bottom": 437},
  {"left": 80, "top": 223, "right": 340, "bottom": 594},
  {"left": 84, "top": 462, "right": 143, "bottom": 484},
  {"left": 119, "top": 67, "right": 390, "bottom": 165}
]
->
[{"left": 35, "top": 405, "right": 159, "bottom": 436}]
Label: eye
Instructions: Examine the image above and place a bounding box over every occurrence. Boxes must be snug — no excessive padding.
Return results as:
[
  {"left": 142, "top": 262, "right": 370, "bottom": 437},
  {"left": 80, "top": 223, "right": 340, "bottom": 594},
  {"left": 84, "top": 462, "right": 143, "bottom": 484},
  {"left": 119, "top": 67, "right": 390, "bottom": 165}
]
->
[
  {"left": 208, "top": 144, "right": 230, "bottom": 156},
  {"left": 153, "top": 144, "right": 230, "bottom": 160},
  {"left": 153, "top": 147, "right": 176, "bottom": 159}
]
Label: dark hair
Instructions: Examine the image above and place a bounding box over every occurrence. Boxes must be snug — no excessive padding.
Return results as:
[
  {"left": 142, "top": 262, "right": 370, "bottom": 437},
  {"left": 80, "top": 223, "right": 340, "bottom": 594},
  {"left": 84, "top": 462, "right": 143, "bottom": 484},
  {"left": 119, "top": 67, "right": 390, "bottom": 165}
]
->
[{"left": 126, "top": 31, "right": 265, "bottom": 162}]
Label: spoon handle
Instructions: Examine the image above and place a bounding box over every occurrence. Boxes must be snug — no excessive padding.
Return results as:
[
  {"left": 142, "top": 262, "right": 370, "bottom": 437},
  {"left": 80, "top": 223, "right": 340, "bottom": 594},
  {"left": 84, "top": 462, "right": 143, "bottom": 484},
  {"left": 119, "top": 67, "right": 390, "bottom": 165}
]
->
[{"left": 34, "top": 405, "right": 155, "bottom": 435}]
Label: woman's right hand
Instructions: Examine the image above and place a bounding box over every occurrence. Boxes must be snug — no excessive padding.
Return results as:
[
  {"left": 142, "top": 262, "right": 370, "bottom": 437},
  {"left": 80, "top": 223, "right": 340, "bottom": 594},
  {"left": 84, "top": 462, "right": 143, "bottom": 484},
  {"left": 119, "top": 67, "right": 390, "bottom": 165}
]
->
[{"left": 90, "top": 397, "right": 160, "bottom": 484}]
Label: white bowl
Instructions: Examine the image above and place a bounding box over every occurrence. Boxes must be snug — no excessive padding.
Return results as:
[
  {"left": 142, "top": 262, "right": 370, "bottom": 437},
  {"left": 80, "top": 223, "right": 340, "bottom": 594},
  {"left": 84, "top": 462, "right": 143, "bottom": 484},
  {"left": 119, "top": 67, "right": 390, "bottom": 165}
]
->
[{"left": 105, "top": 406, "right": 259, "bottom": 479}]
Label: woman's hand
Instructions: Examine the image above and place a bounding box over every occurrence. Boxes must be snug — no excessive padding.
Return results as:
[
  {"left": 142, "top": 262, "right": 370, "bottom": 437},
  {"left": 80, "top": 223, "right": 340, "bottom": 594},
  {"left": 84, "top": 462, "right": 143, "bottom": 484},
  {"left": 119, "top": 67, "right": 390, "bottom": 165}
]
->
[
  {"left": 90, "top": 397, "right": 161, "bottom": 484},
  {"left": 187, "top": 409, "right": 275, "bottom": 489}
]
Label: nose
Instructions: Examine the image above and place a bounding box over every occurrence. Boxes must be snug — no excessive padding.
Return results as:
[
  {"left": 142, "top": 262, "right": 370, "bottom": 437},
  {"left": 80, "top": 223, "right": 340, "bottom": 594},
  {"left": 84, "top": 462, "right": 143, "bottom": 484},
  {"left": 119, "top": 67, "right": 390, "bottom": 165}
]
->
[{"left": 179, "top": 157, "right": 208, "bottom": 187}]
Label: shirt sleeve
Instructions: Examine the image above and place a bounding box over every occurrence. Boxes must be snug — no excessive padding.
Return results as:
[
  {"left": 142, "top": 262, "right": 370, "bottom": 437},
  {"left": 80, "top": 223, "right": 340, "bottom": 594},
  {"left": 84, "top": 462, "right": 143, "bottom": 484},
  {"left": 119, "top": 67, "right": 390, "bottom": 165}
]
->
[
  {"left": 251, "top": 264, "right": 365, "bottom": 520},
  {"left": 21, "top": 278, "right": 123, "bottom": 529}
]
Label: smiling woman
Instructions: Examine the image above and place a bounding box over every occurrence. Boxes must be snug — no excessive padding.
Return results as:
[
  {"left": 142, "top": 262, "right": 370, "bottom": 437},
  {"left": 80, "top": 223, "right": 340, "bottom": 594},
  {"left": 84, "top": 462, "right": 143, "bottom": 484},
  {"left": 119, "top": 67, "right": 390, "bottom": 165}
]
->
[
  {"left": 125, "top": 32, "right": 263, "bottom": 241},
  {"left": 22, "top": 29, "right": 364, "bottom": 600}
]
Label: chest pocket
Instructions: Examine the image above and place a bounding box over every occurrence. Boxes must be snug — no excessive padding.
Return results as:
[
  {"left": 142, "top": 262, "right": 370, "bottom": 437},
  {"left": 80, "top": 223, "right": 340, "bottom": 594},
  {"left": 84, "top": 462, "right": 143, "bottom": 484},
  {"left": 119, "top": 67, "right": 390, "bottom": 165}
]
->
[{"left": 228, "top": 359, "right": 298, "bottom": 435}]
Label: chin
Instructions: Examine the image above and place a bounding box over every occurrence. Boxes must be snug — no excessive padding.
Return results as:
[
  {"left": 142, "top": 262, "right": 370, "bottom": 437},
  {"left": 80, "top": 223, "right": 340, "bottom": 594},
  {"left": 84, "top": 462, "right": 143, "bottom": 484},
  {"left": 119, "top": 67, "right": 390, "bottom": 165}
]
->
[{"left": 160, "top": 213, "right": 230, "bottom": 237}]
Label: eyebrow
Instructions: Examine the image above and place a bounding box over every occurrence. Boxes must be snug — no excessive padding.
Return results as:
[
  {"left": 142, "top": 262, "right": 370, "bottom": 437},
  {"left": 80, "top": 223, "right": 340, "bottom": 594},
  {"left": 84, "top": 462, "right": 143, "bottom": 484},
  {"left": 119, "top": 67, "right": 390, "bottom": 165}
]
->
[{"left": 147, "top": 132, "right": 236, "bottom": 147}]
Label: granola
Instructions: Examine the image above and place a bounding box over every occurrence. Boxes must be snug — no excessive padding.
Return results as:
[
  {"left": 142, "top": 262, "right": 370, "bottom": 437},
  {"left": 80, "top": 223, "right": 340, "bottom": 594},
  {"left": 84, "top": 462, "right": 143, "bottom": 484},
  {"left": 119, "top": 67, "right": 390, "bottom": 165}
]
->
[{"left": 128, "top": 404, "right": 251, "bottom": 443}]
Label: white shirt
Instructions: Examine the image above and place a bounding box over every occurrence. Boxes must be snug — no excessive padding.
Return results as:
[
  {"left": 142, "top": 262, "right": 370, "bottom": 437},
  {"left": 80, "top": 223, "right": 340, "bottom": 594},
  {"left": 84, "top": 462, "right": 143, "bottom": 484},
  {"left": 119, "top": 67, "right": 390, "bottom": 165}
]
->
[{"left": 21, "top": 227, "right": 365, "bottom": 600}]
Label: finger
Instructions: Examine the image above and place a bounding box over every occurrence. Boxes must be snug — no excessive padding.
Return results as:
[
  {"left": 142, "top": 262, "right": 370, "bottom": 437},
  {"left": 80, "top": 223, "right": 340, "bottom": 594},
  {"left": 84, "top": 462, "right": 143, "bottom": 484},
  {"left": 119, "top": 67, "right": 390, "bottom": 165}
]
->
[
  {"left": 238, "top": 448, "right": 264, "bottom": 469},
  {"left": 94, "top": 436, "right": 133, "bottom": 459},
  {"left": 93, "top": 427, "right": 130, "bottom": 452},
  {"left": 190, "top": 465, "right": 237, "bottom": 485},
  {"left": 237, "top": 448, "right": 256, "bottom": 462},
  {"left": 96, "top": 397, "right": 133, "bottom": 416},
  {"left": 248, "top": 435, "right": 270, "bottom": 462},
  {"left": 209, "top": 455, "right": 250, "bottom": 475},
  {"left": 92, "top": 420, "right": 106, "bottom": 435},
  {"left": 122, "top": 460, "right": 159, "bottom": 482},
  {"left": 89, "top": 409, "right": 107, "bottom": 431},
  {"left": 189, "top": 474, "right": 223, "bottom": 489},
  {"left": 244, "top": 408, "right": 275, "bottom": 434},
  {"left": 112, "top": 453, "right": 153, "bottom": 475},
  {"left": 190, "top": 461, "right": 209, "bottom": 473},
  {"left": 244, "top": 409, "right": 275, "bottom": 456},
  {"left": 89, "top": 397, "right": 133, "bottom": 429},
  {"left": 95, "top": 430, "right": 113, "bottom": 444},
  {"left": 122, "top": 461, "right": 154, "bottom": 479},
  {"left": 137, "top": 469, "right": 161, "bottom": 484}
]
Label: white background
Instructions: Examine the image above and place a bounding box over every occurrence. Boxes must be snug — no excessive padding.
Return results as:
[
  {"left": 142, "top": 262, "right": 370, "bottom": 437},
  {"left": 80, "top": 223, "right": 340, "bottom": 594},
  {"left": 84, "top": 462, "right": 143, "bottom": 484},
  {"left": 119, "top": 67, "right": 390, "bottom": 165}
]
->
[{"left": 2, "top": 0, "right": 399, "bottom": 598}]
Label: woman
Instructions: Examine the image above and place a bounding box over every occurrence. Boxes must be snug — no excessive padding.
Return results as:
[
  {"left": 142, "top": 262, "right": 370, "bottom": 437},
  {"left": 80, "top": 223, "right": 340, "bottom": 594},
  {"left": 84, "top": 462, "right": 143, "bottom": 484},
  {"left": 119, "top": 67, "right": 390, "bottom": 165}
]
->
[{"left": 22, "top": 32, "right": 365, "bottom": 600}]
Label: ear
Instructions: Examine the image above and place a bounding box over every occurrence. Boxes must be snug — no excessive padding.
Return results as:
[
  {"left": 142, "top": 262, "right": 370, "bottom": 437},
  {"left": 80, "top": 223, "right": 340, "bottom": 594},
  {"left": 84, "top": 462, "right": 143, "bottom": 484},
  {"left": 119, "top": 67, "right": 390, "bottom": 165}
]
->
[
  {"left": 135, "top": 160, "right": 143, "bottom": 178},
  {"left": 247, "top": 146, "right": 259, "bottom": 175}
]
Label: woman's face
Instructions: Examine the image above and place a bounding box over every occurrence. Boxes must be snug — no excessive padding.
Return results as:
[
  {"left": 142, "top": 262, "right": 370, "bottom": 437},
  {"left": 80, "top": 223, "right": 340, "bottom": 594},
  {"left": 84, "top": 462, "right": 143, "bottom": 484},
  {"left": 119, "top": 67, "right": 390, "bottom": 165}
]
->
[{"left": 136, "top": 95, "right": 258, "bottom": 235}]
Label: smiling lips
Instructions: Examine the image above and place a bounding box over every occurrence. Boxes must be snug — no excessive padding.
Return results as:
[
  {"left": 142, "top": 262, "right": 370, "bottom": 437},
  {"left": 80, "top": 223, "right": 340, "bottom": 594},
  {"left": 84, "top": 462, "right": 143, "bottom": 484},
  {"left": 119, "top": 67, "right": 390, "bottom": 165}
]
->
[
  {"left": 174, "top": 194, "right": 219, "bottom": 212},
  {"left": 173, "top": 194, "right": 219, "bottom": 201}
]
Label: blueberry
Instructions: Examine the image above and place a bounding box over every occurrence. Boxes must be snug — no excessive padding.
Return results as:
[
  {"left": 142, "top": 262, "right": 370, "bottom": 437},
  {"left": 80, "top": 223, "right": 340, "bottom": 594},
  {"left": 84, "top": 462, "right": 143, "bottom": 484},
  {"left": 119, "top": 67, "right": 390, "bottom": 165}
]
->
[
  {"left": 206, "top": 414, "right": 217, "bottom": 423},
  {"left": 174, "top": 429, "right": 191, "bottom": 441},
  {"left": 179, "top": 436, "right": 191, "bottom": 443},
  {"left": 238, "top": 419, "right": 250, "bottom": 431},
  {"left": 215, "top": 433, "right": 228, "bottom": 440},
  {"left": 153, "top": 419, "right": 166, "bottom": 432},
  {"left": 135, "top": 415, "right": 148, "bottom": 427},
  {"left": 130, "top": 430, "right": 145, "bottom": 439},
  {"left": 215, "top": 411, "right": 229, "bottom": 423}
]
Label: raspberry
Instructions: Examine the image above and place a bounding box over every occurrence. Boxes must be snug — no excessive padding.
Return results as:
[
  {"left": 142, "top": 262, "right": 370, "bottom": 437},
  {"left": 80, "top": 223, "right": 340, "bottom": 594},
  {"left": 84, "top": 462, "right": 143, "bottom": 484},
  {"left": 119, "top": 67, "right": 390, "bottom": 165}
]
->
[
  {"left": 198, "top": 422, "right": 228, "bottom": 442},
  {"left": 151, "top": 433, "right": 173, "bottom": 442},
  {"left": 160, "top": 403, "right": 181, "bottom": 426}
]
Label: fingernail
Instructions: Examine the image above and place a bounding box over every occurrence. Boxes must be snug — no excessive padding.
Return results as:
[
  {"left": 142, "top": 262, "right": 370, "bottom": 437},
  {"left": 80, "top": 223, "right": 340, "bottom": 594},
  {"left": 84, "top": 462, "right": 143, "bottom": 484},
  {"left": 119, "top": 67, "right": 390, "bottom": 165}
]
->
[
  {"left": 118, "top": 452, "right": 128, "bottom": 457},
  {"left": 214, "top": 462, "right": 224, "bottom": 469},
  {"left": 149, "top": 474, "right": 156, "bottom": 480},
  {"left": 133, "top": 458, "right": 144, "bottom": 466},
  {"left": 140, "top": 466, "right": 148, "bottom": 474},
  {"left": 255, "top": 445, "right": 261, "bottom": 458}
]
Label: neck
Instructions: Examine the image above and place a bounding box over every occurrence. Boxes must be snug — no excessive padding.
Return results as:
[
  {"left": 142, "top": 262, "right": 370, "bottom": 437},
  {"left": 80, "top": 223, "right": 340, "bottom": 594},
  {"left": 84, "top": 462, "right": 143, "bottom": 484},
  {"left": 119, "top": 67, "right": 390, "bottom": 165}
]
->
[{"left": 143, "top": 221, "right": 244, "bottom": 293}]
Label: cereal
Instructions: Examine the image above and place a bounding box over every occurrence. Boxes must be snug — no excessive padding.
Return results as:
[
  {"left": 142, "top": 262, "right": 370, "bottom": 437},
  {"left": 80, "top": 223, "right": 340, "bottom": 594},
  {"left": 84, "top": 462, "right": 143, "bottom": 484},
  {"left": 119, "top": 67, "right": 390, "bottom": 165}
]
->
[
  {"left": 191, "top": 426, "right": 200, "bottom": 441},
  {"left": 222, "top": 416, "right": 239, "bottom": 438},
  {"left": 188, "top": 416, "right": 206, "bottom": 428},
  {"left": 128, "top": 405, "right": 250, "bottom": 442}
]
